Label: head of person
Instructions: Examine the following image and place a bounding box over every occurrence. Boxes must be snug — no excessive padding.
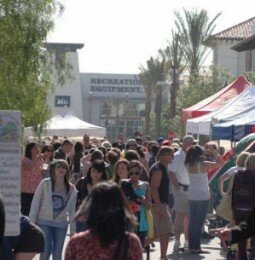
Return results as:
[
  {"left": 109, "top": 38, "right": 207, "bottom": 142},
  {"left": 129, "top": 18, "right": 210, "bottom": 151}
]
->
[
  {"left": 149, "top": 142, "right": 160, "bottom": 156},
  {"left": 185, "top": 145, "right": 204, "bottom": 166},
  {"left": 114, "top": 159, "right": 129, "bottom": 183},
  {"left": 157, "top": 137, "right": 164, "bottom": 145},
  {"left": 126, "top": 139, "right": 138, "bottom": 150},
  {"left": 135, "top": 145, "right": 145, "bottom": 159},
  {"left": 124, "top": 150, "right": 140, "bottom": 162},
  {"left": 111, "top": 148, "right": 121, "bottom": 160},
  {"left": 245, "top": 154, "right": 255, "bottom": 170},
  {"left": 106, "top": 150, "right": 119, "bottom": 165},
  {"left": 87, "top": 159, "right": 108, "bottom": 184},
  {"left": 83, "top": 134, "right": 90, "bottom": 146},
  {"left": 61, "top": 139, "right": 73, "bottom": 155},
  {"left": 25, "top": 141, "right": 40, "bottom": 159},
  {"left": 156, "top": 146, "right": 174, "bottom": 165},
  {"left": 41, "top": 144, "right": 54, "bottom": 161},
  {"left": 74, "top": 141, "right": 84, "bottom": 154},
  {"left": 49, "top": 160, "right": 70, "bottom": 193},
  {"left": 182, "top": 135, "right": 196, "bottom": 151},
  {"left": 52, "top": 134, "right": 58, "bottom": 141},
  {"left": 135, "top": 137, "right": 142, "bottom": 146},
  {"left": 90, "top": 150, "right": 104, "bottom": 163},
  {"left": 235, "top": 151, "right": 250, "bottom": 167},
  {"left": 101, "top": 141, "right": 112, "bottom": 152},
  {"left": 111, "top": 141, "right": 123, "bottom": 151},
  {"left": 98, "top": 146, "right": 107, "bottom": 160},
  {"left": 127, "top": 160, "right": 143, "bottom": 182},
  {"left": 76, "top": 182, "right": 136, "bottom": 247},
  {"left": 204, "top": 141, "right": 218, "bottom": 155}
]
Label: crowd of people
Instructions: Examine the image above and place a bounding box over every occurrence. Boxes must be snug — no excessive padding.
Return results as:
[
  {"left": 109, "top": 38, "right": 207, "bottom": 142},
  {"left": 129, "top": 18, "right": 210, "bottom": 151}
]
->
[{"left": 1, "top": 132, "right": 255, "bottom": 260}]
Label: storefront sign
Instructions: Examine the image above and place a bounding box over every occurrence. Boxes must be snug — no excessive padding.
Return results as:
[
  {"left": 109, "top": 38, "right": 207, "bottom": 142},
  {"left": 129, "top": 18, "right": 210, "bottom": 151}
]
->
[
  {"left": 90, "top": 76, "right": 143, "bottom": 93},
  {"left": 0, "top": 110, "right": 21, "bottom": 236},
  {"left": 55, "top": 95, "right": 71, "bottom": 107}
]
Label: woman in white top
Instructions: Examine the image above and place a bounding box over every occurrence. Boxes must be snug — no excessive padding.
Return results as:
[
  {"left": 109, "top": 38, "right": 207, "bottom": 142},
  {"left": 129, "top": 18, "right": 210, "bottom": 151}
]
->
[
  {"left": 29, "top": 160, "right": 77, "bottom": 260},
  {"left": 218, "top": 151, "right": 250, "bottom": 197},
  {"left": 185, "top": 145, "right": 224, "bottom": 254}
]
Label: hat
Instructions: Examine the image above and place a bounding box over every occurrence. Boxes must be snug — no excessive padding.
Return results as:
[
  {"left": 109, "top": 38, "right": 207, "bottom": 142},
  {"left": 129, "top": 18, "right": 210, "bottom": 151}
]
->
[
  {"left": 126, "top": 139, "right": 137, "bottom": 146},
  {"left": 157, "top": 137, "right": 164, "bottom": 144},
  {"left": 182, "top": 135, "right": 196, "bottom": 144},
  {"left": 172, "top": 138, "right": 181, "bottom": 145},
  {"left": 101, "top": 141, "right": 112, "bottom": 150},
  {"left": 162, "top": 140, "right": 170, "bottom": 146}
]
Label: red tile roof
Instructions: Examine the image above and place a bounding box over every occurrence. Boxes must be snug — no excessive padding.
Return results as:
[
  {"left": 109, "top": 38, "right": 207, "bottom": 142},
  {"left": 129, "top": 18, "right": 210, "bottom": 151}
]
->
[{"left": 211, "top": 17, "right": 255, "bottom": 40}]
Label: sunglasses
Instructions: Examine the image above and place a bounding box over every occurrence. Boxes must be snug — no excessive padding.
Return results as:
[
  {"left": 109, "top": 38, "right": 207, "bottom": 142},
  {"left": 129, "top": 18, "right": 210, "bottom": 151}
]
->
[{"left": 129, "top": 171, "right": 140, "bottom": 176}]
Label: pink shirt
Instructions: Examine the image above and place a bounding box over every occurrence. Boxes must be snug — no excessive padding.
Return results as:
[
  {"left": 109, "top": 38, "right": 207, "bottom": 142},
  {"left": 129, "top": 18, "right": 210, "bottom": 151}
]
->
[
  {"left": 21, "top": 157, "right": 44, "bottom": 193},
  {"left": 65, "top": 231, "right": 143, "bottom": 260}
]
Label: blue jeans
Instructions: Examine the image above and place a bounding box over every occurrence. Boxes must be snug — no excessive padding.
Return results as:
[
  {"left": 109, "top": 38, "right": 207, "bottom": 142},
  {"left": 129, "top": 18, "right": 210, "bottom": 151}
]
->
[
  {"left": 38, "top": 224, "right": 67, "bottom": 260},
  {"left": 188, "top": 200, "right": 209, "bottom": 250}
]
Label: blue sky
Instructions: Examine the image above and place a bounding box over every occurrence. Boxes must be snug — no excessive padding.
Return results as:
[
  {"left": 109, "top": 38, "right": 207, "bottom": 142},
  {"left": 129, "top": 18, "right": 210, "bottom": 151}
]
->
[{"left": 48, "top": 0, "right": 255, "bottom": 74}]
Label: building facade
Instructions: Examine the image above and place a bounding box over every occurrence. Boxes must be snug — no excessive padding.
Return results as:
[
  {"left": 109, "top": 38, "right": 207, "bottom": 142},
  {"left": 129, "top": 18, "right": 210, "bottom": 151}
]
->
[
  {"left": 80, "top": 73, "right": 146, "bottom": 140},
  {"left": 46, "top": 43, "right": 84, "bottom": 120},
  {"left": 207, "top": 17, "right": 255, "bottom": 76}
]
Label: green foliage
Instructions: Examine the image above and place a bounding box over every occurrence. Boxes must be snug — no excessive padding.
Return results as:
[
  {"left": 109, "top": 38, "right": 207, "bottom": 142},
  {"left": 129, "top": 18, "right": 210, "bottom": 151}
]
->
[
  {"left": 177, "top": 66, "right": 232, "bottom": 110},
  {"left": 174, "top": 8, "right": 221, "bottom": 78},
  {"left": 0, "top": 0, "right": 68, "bottom": 132},
  {"left": 243, "top": 71, "right": 255, "bottom": 85},
  {"left": 139, "top": 57, "right": 165, "bottom": 135}
]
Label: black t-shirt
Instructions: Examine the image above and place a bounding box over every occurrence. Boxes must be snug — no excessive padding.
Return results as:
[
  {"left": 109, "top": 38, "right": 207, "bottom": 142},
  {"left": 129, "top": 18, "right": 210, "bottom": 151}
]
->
[{"left": 149, "top": 162, "right": 169, "bottom": 204}]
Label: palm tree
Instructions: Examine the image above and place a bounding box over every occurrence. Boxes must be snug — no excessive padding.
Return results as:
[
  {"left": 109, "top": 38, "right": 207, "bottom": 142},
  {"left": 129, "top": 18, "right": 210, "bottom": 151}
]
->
[
  {"left": 160, "top": 31, "right": 185, "bottom": 119},
  {"left": 139, "top": 57, "right": 164, "bottom": 137},
  {"left": 174, "top": 8, "right": 221, "bottom": 78}
]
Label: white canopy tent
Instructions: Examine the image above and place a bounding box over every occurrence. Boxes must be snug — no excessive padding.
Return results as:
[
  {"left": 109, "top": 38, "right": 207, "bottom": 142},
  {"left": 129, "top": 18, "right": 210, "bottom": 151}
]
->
[
  {"left": 24, "top": 113, "right": 106, "bottom": 138},
  {"left": 186, "top": 86, "right": 255, "bottom": 135}
]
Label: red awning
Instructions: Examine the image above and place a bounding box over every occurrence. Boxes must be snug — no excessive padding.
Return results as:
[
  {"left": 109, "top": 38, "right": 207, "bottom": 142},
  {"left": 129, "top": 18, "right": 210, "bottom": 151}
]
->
[{"left": 181, "top": 76, "right": 251, "bottom": 122}]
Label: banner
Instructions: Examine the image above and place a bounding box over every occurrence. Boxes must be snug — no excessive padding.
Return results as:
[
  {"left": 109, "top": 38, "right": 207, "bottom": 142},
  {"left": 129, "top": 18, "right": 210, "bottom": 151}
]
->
[{"left": 0, "top": 110, "right": 21, "bottom": 236}]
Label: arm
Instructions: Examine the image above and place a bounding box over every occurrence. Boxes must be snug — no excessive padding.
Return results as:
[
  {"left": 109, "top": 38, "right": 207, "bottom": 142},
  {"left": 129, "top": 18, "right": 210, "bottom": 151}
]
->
[
  {"left": 218, "top": 172, "right": 230, "bottom": 197},
  {"left": 203, "top": 154, "right": 224, "bottom": 172},
  {"left": 68, "top": 188, "right": 78, "bottom": 236},
  {"left": 141, "top": 182, "right": 151, "bottom": 209},
  {"left": 29, "top": 180, "right": 45, "bottom": 223},
  {"left": 168, "top": 171, "right": 180, "bottom": 192}
]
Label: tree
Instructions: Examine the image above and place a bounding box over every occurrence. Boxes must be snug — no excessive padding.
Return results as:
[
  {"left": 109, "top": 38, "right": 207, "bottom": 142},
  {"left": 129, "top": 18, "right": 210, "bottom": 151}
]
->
[
  {"left": 139, "top": 57, "right": 164, "bottom": 137},
  {"left": 0, "top": 0, "right": 67, "bottom": 131},
  {"left": 159, "top": 31, "right": 186, "bottom": 119},
  {"left": 174, "top": 8, "right": 221, "bottom": 78}
]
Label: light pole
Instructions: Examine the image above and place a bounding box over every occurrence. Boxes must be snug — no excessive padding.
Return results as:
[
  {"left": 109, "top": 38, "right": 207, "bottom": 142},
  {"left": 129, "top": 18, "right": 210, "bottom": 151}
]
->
[
  {"left": 123, "top": 93, "right": 129, "bottom": 137},
  {"left": 88, "top": 91, "right": 92, "bottom": 123}
]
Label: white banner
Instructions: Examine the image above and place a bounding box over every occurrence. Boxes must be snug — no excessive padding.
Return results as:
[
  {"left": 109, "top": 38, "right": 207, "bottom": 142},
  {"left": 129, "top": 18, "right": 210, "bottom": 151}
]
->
[{"left": 0, "top": 110, "right": 21, "bottom": 236}]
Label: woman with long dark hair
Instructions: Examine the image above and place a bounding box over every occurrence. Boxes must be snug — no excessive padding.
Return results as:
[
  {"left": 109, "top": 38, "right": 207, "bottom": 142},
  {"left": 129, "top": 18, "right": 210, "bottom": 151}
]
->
[
  {"left": 29, "top": 160, "right": 77, "bottom": 260},
  {"left": 75, "top": 159, "right": 108, "bottom": 232},
  {"left": 65, "top": 182, "right": 143, "bottom": 260},
  {"left": 71, "top": 142, "right": 84, "bottom": 184},
  {"left": 21, "top": 142, "right": 44, "bottom": 216},
  {"left": 185, "top": 145, "right": 224, "bottom": 254}
]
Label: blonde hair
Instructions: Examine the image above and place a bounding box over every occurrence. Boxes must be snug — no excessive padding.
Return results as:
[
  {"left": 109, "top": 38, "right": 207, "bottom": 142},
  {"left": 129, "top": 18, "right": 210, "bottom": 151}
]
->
[
  {"left": 235, "top": 152, "right": 250, "bottom": 167},
  {"left": 245, "top": 154, "right": 255, "bottom": 170}
]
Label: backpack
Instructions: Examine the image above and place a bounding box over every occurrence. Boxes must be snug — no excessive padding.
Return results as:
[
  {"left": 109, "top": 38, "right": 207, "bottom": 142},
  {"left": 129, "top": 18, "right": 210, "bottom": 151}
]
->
[{"left": 232, "top": 170, "right": 255, "bottom": 212}]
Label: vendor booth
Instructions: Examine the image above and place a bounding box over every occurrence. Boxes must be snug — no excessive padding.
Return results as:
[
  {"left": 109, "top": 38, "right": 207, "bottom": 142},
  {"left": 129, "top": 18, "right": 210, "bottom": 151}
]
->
[
  {"left": 182, "top": 76, "right": 251, "bottom": 122},
  {"left": 186, "top": 85, "right": 255, "bottom": 136},
  {"left": 24, "top": 113, "right": 107, "bottom": 138}
]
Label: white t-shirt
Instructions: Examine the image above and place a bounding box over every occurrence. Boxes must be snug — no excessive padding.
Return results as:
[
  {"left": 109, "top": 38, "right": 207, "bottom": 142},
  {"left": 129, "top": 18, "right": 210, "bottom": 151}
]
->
[{"left": 168, "top": 149, "right": 190, "bottom": 185}]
